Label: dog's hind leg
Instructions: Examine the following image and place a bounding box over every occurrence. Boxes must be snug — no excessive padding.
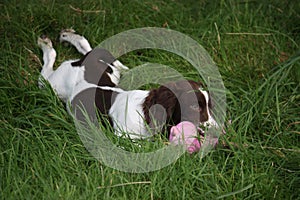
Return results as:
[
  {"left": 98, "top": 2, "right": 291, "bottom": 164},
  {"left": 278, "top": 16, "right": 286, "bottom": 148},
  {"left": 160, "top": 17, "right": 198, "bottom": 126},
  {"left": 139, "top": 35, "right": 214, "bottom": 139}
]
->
[
  {"left": 59, "top": 29, "right": 92, "bottom": 55},
  {"left": 37, "top": 35, "right": 57, "bottom": 88}
]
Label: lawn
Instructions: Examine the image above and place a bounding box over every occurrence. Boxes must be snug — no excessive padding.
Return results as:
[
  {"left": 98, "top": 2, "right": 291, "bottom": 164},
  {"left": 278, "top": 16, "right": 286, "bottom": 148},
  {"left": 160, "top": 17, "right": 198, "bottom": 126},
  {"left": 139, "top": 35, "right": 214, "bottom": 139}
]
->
[{"left": 1, "top": 0, "right": 299, "bottom": 199}]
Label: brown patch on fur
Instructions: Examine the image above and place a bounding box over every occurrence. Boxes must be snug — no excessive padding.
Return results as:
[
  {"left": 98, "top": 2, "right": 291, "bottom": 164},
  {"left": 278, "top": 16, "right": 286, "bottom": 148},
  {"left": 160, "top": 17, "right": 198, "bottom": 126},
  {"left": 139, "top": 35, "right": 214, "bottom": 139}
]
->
[{"left": 95, "top": 88, "right": 119, "bottom": 127}]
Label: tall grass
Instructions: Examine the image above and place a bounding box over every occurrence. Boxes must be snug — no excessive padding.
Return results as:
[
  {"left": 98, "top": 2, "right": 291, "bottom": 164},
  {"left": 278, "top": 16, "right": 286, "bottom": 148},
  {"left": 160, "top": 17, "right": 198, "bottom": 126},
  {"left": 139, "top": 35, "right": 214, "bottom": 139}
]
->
[{"left": 0, "top": 0, "right": 299, "bottom": 199}]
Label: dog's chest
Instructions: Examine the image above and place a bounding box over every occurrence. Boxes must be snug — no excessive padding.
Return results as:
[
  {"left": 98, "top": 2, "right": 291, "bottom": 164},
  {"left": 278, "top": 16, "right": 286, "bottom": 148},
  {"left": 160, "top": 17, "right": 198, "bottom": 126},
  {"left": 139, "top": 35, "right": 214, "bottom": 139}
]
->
[
  {"left": 46, "top": 60, "right": 85, "bottom": 102},
  {"left": 108, "top": 90, "right": 151, "bottom": 139}
]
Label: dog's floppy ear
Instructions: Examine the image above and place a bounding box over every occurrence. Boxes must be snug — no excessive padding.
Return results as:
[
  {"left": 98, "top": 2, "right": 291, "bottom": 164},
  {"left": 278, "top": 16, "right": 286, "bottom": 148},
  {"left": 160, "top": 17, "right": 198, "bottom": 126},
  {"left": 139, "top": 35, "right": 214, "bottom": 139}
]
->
[
  {"left": 143, "top": 85, "right": 178, "bottom": 129},
  {"left": 163, "top": 80, "right": 187, "bottom": 93},
  {"left": 163, "top": 80, "right": 201, "bottom": 95}
]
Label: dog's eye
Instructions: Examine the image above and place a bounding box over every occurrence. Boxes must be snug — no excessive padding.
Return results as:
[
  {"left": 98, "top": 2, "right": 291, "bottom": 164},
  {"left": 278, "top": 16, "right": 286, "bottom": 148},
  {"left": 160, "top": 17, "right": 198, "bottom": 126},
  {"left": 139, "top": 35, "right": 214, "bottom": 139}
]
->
[{"left": 190, "top": 104, "right": 201, "bottom": 112}]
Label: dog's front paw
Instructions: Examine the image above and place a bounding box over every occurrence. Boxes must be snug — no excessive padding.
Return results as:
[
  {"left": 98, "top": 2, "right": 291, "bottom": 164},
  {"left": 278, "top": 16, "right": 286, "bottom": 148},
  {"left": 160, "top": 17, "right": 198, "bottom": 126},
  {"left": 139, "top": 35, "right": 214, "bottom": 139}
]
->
[
  {"left": 37, "top": 35, "right": 53, "bottom": 49},
  {"left": 59, "top": 28, "right": 76, "bottom": 42},
  {"left": 112, "top": 60, "right": 129, "bottom": 70}
]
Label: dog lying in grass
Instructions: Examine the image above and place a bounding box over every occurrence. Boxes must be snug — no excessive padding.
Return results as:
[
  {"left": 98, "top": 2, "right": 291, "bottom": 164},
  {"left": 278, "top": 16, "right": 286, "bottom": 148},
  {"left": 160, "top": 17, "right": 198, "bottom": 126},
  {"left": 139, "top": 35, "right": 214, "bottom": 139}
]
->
[{"left": 38, "top": 29, "right": 218, "bottom": 142}]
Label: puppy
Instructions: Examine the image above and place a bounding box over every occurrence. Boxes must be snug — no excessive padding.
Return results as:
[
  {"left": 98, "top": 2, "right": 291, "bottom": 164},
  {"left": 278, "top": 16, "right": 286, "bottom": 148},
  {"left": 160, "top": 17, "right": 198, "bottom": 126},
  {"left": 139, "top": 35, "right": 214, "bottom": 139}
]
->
[{"left": 38, "top": 30, "right": 217, "bottom": 139}]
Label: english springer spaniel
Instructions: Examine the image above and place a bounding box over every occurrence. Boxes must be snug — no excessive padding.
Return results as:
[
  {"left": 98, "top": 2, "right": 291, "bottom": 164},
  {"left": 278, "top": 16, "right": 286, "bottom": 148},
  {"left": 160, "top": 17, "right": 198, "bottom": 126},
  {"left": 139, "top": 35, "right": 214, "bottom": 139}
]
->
[{"left": 38, "top": 29, "right": 217, "bottom": 139}]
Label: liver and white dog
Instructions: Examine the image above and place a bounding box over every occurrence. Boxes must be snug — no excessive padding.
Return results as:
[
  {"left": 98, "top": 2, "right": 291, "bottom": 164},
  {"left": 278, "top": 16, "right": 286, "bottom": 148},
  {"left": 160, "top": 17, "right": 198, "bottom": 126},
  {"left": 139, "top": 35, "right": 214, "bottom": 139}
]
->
[{"left": 38, "top": 30, "right": 217, "bottom": 139}]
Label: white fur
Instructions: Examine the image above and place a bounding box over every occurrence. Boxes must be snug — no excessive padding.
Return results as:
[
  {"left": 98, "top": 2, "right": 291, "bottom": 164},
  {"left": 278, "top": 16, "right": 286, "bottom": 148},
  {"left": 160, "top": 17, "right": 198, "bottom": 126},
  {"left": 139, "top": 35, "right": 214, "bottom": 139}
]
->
[
  {"left": 109, "top": 90, "right": 151, "bottom": 139},
  {"left": 200, "top": 88, "right": 218, "bottom": 128}
]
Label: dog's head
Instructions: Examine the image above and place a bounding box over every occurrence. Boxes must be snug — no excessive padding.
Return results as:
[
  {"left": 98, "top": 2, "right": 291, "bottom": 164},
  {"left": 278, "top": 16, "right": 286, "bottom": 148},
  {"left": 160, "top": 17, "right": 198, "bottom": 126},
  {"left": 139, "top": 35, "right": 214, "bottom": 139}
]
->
[
  {"left": 165, "top": 80, "right": 215, "bottom": 125},
  {"left": 144, "top": 80, "right": 217, "bottom": 131}
]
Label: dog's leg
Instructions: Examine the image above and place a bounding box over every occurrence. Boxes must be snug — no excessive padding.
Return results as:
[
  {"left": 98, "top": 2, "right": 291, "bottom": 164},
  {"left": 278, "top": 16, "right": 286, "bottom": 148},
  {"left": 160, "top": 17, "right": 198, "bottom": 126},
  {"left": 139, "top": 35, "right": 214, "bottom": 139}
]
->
[
  {"left": 59, "top": 29, "right": 129, "bottom": 86},
  {"left": 60, "top": 29, "right": 92, "bottom": 55},
  {"left": 37, "top": 35, "right": 57, "bottom": 87}
]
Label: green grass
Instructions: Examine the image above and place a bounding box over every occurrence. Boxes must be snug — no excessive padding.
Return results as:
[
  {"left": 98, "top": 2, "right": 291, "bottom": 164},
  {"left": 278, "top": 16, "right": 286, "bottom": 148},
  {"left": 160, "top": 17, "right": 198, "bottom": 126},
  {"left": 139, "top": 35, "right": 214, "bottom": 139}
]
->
[{"left": 1, "top": 0, "right": 299, "bottom": 199}]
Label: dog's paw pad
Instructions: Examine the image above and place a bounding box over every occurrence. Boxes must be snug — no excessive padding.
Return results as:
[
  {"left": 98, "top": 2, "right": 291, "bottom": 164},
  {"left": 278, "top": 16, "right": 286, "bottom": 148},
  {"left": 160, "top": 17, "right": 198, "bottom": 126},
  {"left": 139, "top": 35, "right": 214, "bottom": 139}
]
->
[
  {"left": 60, "top": 28, "right": 76, "bottom": 42},
  {"left": 37, "top": 36, "right": 53, "bottom": 48}
]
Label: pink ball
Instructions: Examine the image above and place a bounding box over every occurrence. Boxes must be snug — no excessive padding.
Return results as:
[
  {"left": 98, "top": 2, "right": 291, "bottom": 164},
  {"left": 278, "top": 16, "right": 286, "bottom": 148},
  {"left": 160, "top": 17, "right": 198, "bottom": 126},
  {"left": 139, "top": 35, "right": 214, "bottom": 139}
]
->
[{"left": 169, "top": 121, "right": 201, "bottom": 154}]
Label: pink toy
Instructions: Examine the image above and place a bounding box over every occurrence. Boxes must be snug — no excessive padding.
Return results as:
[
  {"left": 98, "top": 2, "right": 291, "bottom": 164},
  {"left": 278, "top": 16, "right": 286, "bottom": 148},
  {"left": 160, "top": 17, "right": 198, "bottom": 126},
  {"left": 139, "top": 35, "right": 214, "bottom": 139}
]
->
[{"left": 169, "top": 121, "right": 203, "bottom": 154}]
